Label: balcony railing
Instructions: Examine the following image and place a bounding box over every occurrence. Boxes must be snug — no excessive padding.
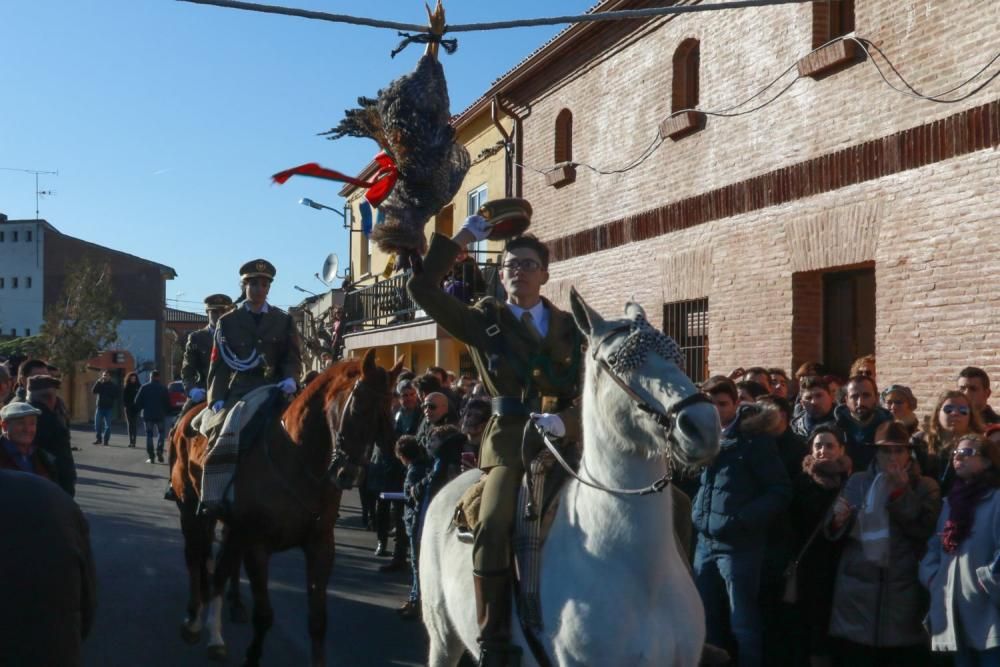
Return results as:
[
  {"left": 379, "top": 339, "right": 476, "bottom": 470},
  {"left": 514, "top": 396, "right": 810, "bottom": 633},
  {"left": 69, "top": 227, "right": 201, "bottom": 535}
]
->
[{"left": 344, "top": 258, "right": 504, "bottom": 331}]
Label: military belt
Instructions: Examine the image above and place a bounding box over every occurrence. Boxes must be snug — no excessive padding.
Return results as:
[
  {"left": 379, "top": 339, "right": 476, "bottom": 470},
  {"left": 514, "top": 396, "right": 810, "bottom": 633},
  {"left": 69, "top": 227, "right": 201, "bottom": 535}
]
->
[{"left": 491, "top": 396, "right": 539, "bottom": 417}]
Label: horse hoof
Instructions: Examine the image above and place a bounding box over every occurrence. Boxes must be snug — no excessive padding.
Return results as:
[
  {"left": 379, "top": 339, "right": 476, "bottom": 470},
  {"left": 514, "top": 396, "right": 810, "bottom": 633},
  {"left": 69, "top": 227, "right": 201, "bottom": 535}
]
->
[
  {"left": 230, "top": 603, "right": 249, "bottom": 624},
  {"left": 207, "top": 644, "right": 227, "bottom": 661},
  {"left": 179, "top": 623, "right": 201, "bottom": 645}
]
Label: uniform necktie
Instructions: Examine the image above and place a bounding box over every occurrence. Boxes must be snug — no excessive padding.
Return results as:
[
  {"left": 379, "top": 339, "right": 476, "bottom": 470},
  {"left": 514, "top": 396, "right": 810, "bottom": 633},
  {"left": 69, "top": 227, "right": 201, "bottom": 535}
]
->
[{"left": 521, "top": 311, "right": 543, "bottom": 345}]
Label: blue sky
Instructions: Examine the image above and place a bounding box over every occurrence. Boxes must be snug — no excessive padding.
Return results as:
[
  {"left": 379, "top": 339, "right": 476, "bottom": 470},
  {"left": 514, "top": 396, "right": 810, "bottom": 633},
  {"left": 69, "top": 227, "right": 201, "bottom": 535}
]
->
[{"left": 0, "top": 1, "right": 590, "bottom": 310}]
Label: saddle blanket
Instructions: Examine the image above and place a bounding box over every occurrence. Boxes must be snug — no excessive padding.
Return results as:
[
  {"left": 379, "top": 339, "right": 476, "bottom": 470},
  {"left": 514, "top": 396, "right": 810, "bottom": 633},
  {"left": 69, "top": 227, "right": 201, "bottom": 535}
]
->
[{"left": 192, "top": 384, "right": 278, "bottom": 507}]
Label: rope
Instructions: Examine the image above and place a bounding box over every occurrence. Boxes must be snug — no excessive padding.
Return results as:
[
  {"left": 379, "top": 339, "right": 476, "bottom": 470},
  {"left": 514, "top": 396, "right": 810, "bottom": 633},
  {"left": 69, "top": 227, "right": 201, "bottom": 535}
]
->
[
  {"left": 390, "top": 32, "right": 458, "bottom": 59},
  {"left": 178, "top": 0, "right": 817, "bottom": 34},
  {"left": 214, "top": 326, "right": 263, "bottom": 372}
]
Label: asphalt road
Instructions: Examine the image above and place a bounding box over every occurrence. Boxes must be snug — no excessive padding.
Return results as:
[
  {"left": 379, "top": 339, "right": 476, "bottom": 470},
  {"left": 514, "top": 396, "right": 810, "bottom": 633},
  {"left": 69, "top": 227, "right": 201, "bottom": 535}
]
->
[{"left": 72, "top": 423, "right": 429, "bottom": 667}]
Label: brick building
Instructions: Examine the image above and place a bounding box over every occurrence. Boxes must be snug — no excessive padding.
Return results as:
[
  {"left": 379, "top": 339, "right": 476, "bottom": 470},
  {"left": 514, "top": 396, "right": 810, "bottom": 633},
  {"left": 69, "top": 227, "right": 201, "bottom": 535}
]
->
[{"left": 464, "top": 0, "right": 1000, "bottom": 410}]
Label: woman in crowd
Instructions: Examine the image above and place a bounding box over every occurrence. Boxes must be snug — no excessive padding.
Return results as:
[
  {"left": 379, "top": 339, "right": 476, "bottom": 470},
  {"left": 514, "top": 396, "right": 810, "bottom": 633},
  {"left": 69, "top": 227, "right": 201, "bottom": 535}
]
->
[
  {"left": 921, "top": 433, "right": 1000, "bottom": 667},
  {"left": 919, "top": 391, "right": 986, "bottom": 496},
  {"left": 826, "top": 420, "right": 941, "bottom": 666},
  {"left": 850, "top": 355, "right": 877, "bottom": 382},
  {"left": 882, "top": 384, "right": 920, "bottom": 436},
  {"left": 792, "top": 424, "right": 853, "bottom": 667},
  {"left": 122, "top": 372, "right": 141, "bottom": 448}
]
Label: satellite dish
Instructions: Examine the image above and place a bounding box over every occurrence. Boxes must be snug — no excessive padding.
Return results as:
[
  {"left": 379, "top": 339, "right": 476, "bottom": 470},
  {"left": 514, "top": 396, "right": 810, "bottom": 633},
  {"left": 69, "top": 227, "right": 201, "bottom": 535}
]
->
[{"left": 320, "top": 253, "right": 339, "bottom": 285}]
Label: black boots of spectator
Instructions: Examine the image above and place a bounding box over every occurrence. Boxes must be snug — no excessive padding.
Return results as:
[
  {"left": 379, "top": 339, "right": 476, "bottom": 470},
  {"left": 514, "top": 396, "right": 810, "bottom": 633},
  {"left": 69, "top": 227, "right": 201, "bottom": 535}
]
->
[{"left": 474, "top": 571, "right": 521, "bottom": 667}]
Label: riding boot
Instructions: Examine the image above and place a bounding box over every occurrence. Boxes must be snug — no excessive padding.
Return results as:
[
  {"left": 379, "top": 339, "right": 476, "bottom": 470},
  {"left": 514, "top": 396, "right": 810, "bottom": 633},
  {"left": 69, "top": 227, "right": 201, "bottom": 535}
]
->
[{"left": 474, "top": 571, "right": 522, "bottom": 667}]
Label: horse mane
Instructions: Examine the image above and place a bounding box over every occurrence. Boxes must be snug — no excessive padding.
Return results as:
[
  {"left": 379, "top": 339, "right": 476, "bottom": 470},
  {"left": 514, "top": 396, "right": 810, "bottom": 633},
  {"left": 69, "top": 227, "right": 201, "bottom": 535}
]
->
[{"left": 283, "top": 359, "right": 362, "bottom": 443}]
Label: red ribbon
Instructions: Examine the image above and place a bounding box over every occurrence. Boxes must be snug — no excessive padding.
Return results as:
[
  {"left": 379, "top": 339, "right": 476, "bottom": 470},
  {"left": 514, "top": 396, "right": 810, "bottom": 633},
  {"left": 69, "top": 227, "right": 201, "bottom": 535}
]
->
[{"left": 271, "top": 151, "right": 398, "bottom": 208}]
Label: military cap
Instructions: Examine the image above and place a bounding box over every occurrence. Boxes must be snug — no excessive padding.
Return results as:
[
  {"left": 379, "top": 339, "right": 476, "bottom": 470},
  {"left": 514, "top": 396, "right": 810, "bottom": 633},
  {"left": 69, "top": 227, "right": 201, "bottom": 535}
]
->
[
  {"left": 240, "top": 259, "right": 277, "bottom": 281},
  {"left": 204, "top": 293, "right": 234, "bottom": 311},
  {"left": 478, "top": 198, "right": 532, "bottom": 240},
  {"left": 0, "top": 401, "right": 41, "bottom": 421},
  {"left": 27, "top": 374, "right": 61, "bottom": 392}
]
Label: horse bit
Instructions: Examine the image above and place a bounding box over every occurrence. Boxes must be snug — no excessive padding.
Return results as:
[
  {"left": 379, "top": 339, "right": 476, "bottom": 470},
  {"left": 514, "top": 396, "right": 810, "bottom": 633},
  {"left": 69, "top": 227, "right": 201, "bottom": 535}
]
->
[{"left": 539, "top": 317, "right": 712, "bottom": 497}]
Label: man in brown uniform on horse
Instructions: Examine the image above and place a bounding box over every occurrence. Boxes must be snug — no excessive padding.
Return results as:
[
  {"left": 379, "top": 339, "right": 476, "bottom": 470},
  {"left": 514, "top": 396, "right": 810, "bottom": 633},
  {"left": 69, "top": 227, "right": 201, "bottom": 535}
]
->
[{"left": 409, "top": 202, "right": 583, "bottom": 667}]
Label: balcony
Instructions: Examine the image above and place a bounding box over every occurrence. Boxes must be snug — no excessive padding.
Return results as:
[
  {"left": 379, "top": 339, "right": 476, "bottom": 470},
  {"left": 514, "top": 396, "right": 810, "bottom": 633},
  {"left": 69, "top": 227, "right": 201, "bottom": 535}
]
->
[{"left": 344, "top": 257, "right": 504, "bottom": 332}]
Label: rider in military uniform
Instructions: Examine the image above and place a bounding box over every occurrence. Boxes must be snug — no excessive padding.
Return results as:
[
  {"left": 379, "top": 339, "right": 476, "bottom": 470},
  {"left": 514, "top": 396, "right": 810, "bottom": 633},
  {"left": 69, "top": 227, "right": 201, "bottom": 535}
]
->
[
  {"left": 408, "top": 201, "right": 582, "bottom": 667},
  {"left": 207, "top": 259, "right": 303, "bottom": 412},
  {"left": 180, "top": 294, "right": 233, "bottom": 415}
]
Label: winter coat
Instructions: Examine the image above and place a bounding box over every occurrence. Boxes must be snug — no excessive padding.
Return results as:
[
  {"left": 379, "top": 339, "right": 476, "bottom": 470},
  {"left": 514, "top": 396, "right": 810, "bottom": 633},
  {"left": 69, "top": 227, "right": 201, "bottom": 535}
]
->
[
  {"left": 402, "top": 457, "right": 431, "bottom": 531},
  {"left": 834, "top": 404, "right": 894, "bottom": 471},
  {"left": 920, "top": 488, "right": 1000, "bottom": 652},
  {"left": 122, "top": 383, "right": 140, "bottom": 412},
  {"left": 692, "top": 405, "right": 792, "bottom": 552},
  {"left": 30, "top": 400, "right": 76, "bottom": 497},
  {"left": 133, "top": 380, "right": 171, "bottom": 422},
  {"left": 91, "top": 379, "right": 119, "bottom": 410},
  {"left": 791, "top": 408, "right": 836, "bottom": 440},
  {"left": 826, "top": 463, "right": 941, "bottom": 647}
]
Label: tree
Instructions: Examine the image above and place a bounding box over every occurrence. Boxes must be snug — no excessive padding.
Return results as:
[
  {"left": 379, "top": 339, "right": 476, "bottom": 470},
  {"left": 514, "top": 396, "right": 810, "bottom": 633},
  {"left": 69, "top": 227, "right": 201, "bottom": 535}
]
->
[{"left": 40, "top": 259, "right": 123, "bottom": 373}]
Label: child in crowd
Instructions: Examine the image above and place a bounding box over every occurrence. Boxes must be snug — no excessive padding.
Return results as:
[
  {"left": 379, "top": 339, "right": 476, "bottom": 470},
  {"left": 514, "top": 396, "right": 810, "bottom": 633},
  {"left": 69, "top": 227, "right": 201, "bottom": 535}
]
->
[{"left": 396, "top": 435, "right": 429, "bottom": 620}]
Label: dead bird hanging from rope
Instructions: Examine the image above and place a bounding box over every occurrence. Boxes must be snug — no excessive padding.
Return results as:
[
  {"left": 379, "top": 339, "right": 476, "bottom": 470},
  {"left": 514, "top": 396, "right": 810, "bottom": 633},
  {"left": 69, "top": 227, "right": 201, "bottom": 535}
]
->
[{"left": 273, "top": 1, "right": 469, "bottom": 262}]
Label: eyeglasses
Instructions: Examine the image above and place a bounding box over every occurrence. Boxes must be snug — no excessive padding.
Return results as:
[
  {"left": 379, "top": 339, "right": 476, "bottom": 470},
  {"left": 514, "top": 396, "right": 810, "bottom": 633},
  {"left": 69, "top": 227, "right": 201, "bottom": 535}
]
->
[
  {"left": 501, "top": 259, "right": 541, "bottom": 273},
  {"left": 942, "top": 405, "right": 971, "bottom": 416},
  {"left": 953, "top": 447, "right": 982, "bottom": 459}
]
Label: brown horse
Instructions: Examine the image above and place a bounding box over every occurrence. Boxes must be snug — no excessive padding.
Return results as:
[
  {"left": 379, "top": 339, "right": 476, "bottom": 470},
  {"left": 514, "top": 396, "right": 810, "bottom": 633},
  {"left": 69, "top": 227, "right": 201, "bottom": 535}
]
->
[{"left": 171, "top": 349, "right": 401, "bottom": 666}]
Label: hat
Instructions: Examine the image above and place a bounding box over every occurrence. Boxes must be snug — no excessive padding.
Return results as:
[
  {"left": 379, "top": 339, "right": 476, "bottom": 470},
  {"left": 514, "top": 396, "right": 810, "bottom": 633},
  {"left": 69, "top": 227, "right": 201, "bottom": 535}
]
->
[
  {"left": 27, "top": 374, "right": 61, "bottom": 392},
  {"left": 478, "top": 198, "right": 532, "bottom": 240},
  {"left": 0, "top": 402, "right": 41, "bottom": 421},
  {"left": 882, "top": 384, "right": 917, "bottom": 410},
  {"left": 204, "top": 293, "right": 234, "bottom": 311},
  {"left": 240, "top": 259, "right": 276, "bottom": 281}
]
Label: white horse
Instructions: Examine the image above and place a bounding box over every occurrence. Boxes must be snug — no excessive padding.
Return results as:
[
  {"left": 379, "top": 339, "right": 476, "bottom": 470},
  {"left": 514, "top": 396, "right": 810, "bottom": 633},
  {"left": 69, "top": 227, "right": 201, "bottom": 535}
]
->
[{"left": 420, "top": 289, "right": 721, "bottom": 667}]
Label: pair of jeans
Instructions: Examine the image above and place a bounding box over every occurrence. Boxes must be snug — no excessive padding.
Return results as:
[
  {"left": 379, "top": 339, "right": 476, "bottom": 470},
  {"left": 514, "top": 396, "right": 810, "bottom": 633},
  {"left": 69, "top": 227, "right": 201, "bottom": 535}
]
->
[
  {"left": 694, "top": 540, "right": 765, "bottom": 667},
  {"left": 94, "top": 407, "right": 114, "bottom": 443},
  {"left": 144, "top": 420, "right": 166, "bottom": 459},
  {"left": 406, "top": 519, "right": 419, "bottom": 602}
]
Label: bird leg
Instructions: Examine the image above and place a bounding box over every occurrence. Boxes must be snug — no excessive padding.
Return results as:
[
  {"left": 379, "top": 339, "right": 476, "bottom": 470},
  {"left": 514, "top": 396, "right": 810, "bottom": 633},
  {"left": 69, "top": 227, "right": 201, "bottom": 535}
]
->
[{"left": 424, "top": 0, "right": 446, "bottom": 60}]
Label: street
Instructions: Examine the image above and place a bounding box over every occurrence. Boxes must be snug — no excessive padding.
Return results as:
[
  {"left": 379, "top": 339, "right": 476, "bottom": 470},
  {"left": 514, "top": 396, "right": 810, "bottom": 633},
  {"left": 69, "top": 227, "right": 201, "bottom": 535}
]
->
[{"left": 72, "top": 424, "right": 429, "bottom": 667}]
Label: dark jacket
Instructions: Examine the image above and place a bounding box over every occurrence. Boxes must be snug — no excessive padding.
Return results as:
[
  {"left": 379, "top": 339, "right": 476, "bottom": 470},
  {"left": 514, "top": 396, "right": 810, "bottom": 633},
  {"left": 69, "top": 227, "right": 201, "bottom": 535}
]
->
[
  {"left": 30, "top": 400, "right": 76, "bottom": 497},
  {"left": 402, "top": 456, "right": 432, "bottom": 530},
  {"left": 791, "top": 407, "right": 836, "bottom": 440},
  {"left": 122, "top": 382, "right": 140, "bottom": 412},
  {"left": 91, "top": 379, "right": 119, "bottom": 410},
  {"left": 834, "top": 404, "right": 893, "bottom": 471},
  {"left": 133, "top": 380, "right": 171, "bottom": 422},
  {"left": 0, "top": 470, "right": 96, "bottom": 667},
  {"left": 692, "top": 405, "right": 793, "bottom": 552},
  {"left": 0, "top": 438, "right": 58, "bottom": 482},
  {"left": 181, "top": 326, "right": 214, "bottom": 393}
]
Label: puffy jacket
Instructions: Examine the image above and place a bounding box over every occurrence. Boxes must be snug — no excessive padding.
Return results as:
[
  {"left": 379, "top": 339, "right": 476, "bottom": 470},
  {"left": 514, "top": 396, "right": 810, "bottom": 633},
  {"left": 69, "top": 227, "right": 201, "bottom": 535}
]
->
[{"left": 692, "top": 405, "right": 792, "bottom": 552}]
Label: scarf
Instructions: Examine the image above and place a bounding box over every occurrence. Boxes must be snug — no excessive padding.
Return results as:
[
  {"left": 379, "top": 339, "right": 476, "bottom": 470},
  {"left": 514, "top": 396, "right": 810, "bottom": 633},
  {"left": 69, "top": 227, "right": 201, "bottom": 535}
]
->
[
  {"left": 802, "top": 454, "right": 853, "bottom": 490},
  {"left": 859, "top": 472, "right": 894, "bottom": 567},
  {"left": 941, "top": 477, "right": 992, "bottom": 554}
]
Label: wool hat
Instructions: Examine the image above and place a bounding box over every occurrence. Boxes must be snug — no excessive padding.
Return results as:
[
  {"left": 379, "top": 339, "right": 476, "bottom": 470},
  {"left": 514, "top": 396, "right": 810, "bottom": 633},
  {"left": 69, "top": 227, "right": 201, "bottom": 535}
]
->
[
  {"left": 26, "top": 374, "right": 61, "bottom": 392},
  {"left": 0, "top": 401, "right": 41, "bottom": 421},
  {"left": 478, "top": 197, "right": 532, "bottom": 240},
  {"left": 204, "top": 293, "right": 234, "bottom": 311},
  {"left": 240, "top": 259, "right": 277, "bottom": 281}
]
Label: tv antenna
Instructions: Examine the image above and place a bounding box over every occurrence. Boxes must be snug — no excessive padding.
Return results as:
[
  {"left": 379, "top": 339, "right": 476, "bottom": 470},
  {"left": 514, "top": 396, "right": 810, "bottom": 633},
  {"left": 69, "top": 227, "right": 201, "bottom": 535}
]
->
[{"left": 0, "top": 167, "right": 59, "bottom": 219}]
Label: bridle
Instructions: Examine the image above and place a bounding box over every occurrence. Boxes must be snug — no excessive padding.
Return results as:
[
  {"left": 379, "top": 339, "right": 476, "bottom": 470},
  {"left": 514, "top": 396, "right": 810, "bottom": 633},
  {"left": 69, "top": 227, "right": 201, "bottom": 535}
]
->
[{"left": 539, "top": 322, "right": 712, "bottom": 497}]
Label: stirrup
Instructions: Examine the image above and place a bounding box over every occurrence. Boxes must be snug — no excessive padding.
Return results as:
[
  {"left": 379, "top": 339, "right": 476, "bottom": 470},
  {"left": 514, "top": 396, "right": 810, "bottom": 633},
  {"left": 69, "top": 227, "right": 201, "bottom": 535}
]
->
[{"left": 477, "top": 641, "right": 522, "bottom": 667}]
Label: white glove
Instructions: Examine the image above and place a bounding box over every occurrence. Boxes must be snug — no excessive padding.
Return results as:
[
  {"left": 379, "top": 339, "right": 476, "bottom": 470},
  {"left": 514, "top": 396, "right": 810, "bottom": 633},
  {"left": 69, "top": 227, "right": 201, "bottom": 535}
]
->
[
  {"left": 212, "top": 401, "right": 225, "bottom": 413},
  {"left": 188, "top": 388, "right": 206, "bottom": 403},
  {"left": 460, "top": 214, "right": 491, "bottom": 242},
  {"left": 530, "top": 412, "right": 566, "bottom": 439},
  {"left": 278, "top": 377, "right": 297, "bottom": 395}
]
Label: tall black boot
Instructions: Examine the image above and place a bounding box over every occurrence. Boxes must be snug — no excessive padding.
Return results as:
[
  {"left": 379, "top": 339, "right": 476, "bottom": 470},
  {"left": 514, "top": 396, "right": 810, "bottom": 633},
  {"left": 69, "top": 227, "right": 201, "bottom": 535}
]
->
[{"left": 474, "top": 571, "right": 521, "bottom": 667}]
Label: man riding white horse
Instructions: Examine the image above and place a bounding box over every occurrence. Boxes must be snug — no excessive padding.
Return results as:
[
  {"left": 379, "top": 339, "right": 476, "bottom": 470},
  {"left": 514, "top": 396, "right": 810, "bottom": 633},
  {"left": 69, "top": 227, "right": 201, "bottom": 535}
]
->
[{"left": 408, "top": 200, "right": 581, "bottom": 666}]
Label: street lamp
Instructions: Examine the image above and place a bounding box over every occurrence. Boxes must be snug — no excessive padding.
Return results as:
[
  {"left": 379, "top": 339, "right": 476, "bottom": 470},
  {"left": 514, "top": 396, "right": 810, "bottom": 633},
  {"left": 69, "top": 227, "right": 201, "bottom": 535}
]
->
[
  {"left": 294, "top": 285, "right": 319, "bottom": 297},
  {"left": 300, "top": 197, "right": 346, "bottom": 223}
]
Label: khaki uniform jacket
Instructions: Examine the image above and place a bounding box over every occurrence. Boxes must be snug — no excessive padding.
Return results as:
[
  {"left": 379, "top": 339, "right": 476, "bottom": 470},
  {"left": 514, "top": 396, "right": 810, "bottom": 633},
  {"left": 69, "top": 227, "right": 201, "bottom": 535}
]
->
[
  {"left": 207, "top": 305, "right": 303, "bottom": 407},
  {"left": 181, "top": 326, "right": 214, "bottom": 394},
  {"left": 408, "top": 234, "right": 582, "bottom": 469}
]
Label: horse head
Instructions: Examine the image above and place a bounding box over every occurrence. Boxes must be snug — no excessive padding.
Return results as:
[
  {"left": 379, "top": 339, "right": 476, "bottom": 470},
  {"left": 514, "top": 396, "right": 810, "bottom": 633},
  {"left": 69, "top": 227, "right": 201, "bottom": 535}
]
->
[
  {"left": 326, "top": 349, "right": 403, "bottom": 490},
  {"left": 569, "top": 287, "right": 720, "bottom": 471}
]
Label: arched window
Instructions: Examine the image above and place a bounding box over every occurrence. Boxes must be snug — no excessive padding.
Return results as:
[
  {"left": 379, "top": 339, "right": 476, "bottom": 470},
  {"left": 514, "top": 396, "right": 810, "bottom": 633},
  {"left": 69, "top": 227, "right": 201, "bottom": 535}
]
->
[
  {"left": 672, "top": 38, "right": 700, "bottom": 113},
  {"left": 813, "top": 0, "right": 855, "bottom": 48},
  {"left": 554, "top": 109, "right": 573, "bottom": 164}
]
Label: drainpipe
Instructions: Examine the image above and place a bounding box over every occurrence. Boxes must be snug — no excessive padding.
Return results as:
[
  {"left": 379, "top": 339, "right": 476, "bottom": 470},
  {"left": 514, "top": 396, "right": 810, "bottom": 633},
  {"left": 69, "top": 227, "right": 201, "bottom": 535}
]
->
[{"left": 491, "top": 95, "right": 523, "bottom": 199}]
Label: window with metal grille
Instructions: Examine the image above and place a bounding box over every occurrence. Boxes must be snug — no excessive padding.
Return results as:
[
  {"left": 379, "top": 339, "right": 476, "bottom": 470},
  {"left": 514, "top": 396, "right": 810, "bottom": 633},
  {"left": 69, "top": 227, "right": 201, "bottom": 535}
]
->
[{"left": 663, "top": 298, "right": 709, "bottom": 383}]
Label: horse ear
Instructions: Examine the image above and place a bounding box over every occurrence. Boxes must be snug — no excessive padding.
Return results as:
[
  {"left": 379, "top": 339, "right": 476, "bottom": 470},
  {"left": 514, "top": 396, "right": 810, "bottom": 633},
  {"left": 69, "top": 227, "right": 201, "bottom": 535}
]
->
[
  {"left": 362, "top": 348, "right": 377, "bottom": 378},
  {"left": 624, "top": 301, "right": 646, "bottom": 321},
  {"left": 389, "top": 355, "right": 405, "bottom": 379},
  {"left": 570, "top": 286, "right": 604, "bottom": 336}
]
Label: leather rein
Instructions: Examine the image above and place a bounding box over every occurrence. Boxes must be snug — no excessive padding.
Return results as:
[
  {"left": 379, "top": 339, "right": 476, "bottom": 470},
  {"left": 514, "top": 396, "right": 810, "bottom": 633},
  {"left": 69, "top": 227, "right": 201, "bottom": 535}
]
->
[{"left": 540, "top": 323, "right": 712, "bottom": 497}]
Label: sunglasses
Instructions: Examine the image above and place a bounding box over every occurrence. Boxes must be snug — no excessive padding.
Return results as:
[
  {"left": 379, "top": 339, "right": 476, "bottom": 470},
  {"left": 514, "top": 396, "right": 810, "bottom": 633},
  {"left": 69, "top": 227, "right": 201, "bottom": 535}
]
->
[
  {"left": 501, "top": 259, "right": 541, "bottom": 273},
  {"left": 942, "top": 405, "right": 971, "bottom": 416},
  {"left": 953, "top": 447, "right": 982, "bottom": 459}
]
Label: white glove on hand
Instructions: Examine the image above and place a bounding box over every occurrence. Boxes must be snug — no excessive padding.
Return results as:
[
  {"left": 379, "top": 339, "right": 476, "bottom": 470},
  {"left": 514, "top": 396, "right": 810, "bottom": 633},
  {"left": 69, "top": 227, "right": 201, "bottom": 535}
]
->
[
  {"left": 212, "top": 401, "right": 225, "bottom": 413},
  {"left": 278, "top": 377, "right": 297, "bottom": 395},
  {"left": 530, "top": 412, "right": 566, "bottom": 439},
  {"left": 460, "top": 214, "right": 491, "bottom": 242},
  {"left": 188, "top": 388, "right": 206, "bottom": 403}
]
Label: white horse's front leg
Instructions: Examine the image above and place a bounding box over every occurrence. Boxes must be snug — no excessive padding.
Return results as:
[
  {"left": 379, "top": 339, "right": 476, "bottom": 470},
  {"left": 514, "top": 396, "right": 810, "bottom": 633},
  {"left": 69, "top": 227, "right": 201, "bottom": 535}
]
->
[{"left": 205, "top": 594, "right": 227, "bottom": 661}]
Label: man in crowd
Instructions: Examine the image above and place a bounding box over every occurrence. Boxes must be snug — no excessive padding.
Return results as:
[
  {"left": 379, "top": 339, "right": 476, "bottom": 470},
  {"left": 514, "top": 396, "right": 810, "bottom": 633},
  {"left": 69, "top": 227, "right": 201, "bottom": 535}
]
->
[
  {"left": 134, "top": 370, "right": 171, "bottom": 464},
  {"left": 693, "top": 376, "right": 791, "bottom": 667},
  {"left": 0, "top": 468, "right": 97, "bottom": 667},
  {"left": 91, "top": 370, "right": 120, "bottom": 446},
  {"left": 958, "top": 366, "right": 1000, "bottom": 425},
  {"left": 14, "top": 358, "right": 49, "bottom": 402},
  {"left": 0, "top": 401, "right": 57, "bottom": 480},
  {"left": 835, "top": 374, "right": 892, "bottom": 470},
  {"left": 460, "top": 397, "right": 491, "bottom": 469},
  {"left": 27, "top": 375, "right": 76, "bottom": 496},
  {"left": 791, "top": 375, "right": 838, "bottom": 439},
  {"left": 408, "top": 201, "right": 583, "bottom": 666}
]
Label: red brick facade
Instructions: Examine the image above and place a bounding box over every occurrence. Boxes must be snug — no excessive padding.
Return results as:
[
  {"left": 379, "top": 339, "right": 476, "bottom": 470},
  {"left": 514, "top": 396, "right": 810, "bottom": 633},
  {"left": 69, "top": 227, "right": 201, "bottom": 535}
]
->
[{"left": 483, "top": 0, "right": 999, "bottom": 409}]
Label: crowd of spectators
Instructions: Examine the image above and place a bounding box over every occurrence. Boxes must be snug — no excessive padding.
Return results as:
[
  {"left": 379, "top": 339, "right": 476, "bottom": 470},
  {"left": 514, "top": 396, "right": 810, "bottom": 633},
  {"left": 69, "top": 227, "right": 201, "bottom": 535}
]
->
[{"left": 691, "top": 360, "right": 1000, "bottom": 667}]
